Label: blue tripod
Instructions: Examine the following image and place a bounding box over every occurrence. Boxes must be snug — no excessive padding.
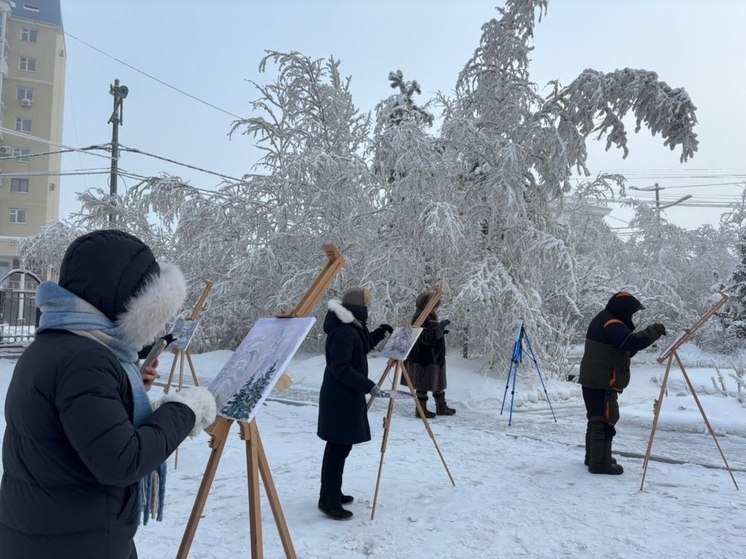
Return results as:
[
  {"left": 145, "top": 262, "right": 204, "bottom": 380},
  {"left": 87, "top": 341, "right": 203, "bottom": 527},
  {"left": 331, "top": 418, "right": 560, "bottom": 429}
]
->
[{"left": 500, "top": 322, "right": 557, "bottom": 426}]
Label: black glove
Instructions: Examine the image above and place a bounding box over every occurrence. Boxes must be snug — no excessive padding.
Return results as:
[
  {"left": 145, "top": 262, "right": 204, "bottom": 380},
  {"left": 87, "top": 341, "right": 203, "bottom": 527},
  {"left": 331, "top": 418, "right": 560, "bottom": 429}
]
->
[
  {"left": 438, "top": 319, "right": 451, "bottom": 334},
  {"left": 380, "top": 323, "right": 394, "bottom": 334},
  {"left": 652, "top": 323, "right": 667, "bottom": 337}
]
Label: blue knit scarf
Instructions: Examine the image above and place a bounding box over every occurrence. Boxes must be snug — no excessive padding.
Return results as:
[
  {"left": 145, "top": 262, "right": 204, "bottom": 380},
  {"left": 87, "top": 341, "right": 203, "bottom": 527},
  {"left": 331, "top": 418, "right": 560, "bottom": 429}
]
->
[{"left": 36, "top": 281, "right": 167, "bottom": 525}]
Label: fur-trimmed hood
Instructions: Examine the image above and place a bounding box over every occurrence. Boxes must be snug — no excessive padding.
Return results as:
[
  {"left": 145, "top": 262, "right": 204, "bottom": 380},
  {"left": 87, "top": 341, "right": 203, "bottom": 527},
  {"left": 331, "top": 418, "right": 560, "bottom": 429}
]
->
[
  {"left": 117, "top": 262, "right": 186, "bottom": 348},
  {"left": 327, "top": 299, "right": 355, "bottom": 324},
  {"left": 58, "top": 230, "right": 186, "bottom": 349}
]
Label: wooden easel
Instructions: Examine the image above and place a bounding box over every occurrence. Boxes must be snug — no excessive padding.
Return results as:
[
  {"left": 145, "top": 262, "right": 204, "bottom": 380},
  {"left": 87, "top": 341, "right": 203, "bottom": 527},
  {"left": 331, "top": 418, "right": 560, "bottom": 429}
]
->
[
  {"left": 177, "top": 245, "right": 345, "bottom": 559},
  {"left": 164, "top": 279, "right": 213, "bottom": 395},
  {"left": 640, "top": 292, "right": 739, "bottom": 491},
  {"left": 367, "top": 287, "right": 455, "bottom": 520}
]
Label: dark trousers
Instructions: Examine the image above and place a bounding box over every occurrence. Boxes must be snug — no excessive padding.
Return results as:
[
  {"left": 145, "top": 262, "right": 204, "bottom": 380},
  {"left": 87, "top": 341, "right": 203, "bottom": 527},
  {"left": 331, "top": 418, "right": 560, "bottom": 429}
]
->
[
  {"left": 582, "top": 386, "right": 619, "bottom": 439},
  {"left": 319, "top": 442, "right": 352, "bottom": 508}
]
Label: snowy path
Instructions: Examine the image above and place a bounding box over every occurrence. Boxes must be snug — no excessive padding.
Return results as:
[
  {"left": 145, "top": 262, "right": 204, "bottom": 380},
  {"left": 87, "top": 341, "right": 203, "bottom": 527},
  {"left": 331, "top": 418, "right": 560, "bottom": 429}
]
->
[{"left": 2, "top": 353, "right": 744, "bottom": 558}]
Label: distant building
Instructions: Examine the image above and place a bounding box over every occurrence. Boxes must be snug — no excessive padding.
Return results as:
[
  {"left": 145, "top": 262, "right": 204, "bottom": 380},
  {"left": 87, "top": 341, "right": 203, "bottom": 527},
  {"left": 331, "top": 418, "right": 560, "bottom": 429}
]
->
[{"left": 0, "top": 0, "right": 65, "bottom": 279}]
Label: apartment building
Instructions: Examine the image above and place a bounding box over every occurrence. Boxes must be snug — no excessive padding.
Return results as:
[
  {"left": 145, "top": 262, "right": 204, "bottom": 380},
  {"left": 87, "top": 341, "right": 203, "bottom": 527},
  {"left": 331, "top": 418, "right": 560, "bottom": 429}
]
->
[{"left": 0, "top": 0, "right": 64, "bottom": 280}]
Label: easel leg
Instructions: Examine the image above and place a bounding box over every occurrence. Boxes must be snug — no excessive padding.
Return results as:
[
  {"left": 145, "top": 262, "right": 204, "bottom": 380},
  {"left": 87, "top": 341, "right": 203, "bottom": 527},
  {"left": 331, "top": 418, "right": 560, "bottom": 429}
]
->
[
  {"left": 164, "top": 353, "right": 179, "bottom": 394},
  {"left": 673, "top": 352, "right": 739, "bottom": 490},
  {"left": 400, "top": 363, "right": 455, "bottom": 486},
  {"left": 186, "top": 351, "right": 200, "bottom": 386},
  {"left": 370, "top": 362, "right": 399, "bottom": 520},
  {"left": 178, "top": 351, "right": 185, "bottom": 392},
  {"left": 640, "top": 354, "right": 674, "bottom": 491},
  {"left": 177, "top": 418, "right": 233, "bottom": 559},
  {"left": 239, "top": 421, "right": 264, "bottom": 558},
  {"left": 367, "top": 359, "right": 395, "bottom": 411},
  {"left": 253, "top": 423, "right": 297, "bottom": 558}
]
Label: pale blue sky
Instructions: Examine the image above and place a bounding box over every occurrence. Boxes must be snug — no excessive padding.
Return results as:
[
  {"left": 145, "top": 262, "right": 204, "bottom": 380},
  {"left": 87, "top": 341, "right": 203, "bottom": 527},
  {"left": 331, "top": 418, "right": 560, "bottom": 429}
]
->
[{"left": 59, "top": 1, "right": 746, "bottom": 231}]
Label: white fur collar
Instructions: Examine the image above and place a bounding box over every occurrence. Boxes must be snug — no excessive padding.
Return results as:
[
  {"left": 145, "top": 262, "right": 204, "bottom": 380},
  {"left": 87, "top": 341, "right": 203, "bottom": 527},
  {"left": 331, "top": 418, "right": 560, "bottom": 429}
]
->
[
  {"left": 117, "top": 262, "right": 187, "bottom": 349},
  {"left": 328, "top": 299, "right": 355, "bottom": 324}
]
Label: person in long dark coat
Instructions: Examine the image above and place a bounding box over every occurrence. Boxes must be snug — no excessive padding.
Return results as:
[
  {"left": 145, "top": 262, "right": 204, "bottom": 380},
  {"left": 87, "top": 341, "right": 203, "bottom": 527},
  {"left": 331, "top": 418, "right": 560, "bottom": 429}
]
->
[
  {"left": 0, "top": 230, "right": 217, "bottom": 559},
  {"left": 403, "top": 290, "right": 454, "bottom": 418},
  {"left": 578, "top": 291, "right": 665, "bottom": 475},
  {"left": 316, "top": 287, "right": 392, "bottom": 520}
]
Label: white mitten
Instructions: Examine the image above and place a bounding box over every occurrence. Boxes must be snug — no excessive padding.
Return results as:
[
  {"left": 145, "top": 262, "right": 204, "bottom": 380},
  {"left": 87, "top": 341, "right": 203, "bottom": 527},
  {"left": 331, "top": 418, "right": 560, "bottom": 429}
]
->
[{"left": 161, "top": 387, "right": 217, "bottom": 436}]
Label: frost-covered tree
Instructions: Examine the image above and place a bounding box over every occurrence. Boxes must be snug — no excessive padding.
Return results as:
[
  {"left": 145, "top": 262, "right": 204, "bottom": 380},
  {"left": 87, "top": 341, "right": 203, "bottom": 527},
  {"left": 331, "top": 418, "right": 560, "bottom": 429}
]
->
[
  {"left": 724, "top": 232, "right": 746, "bottom": 340},
  {"left": 17, "top": 221, "right": 82, "bottom": 279},
  {"left": 17, "top": 1, "right": 704, "bottom": 370},
  {"left": 428, "top": 0, "right": 698, "bottom": 369},
  {"left": 367, "top": 70, "right": 463, "bottom": 325}
]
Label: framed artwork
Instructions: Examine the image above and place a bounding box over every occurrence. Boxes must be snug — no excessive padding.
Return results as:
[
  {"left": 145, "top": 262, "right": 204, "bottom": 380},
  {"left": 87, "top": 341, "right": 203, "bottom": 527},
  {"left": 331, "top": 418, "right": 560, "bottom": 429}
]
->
[
  {"left": 379, "top": 326, "right": 423, "bottom": 360},
  {"left": 208, "top": 317, "right": 316, "bottom": 422}
]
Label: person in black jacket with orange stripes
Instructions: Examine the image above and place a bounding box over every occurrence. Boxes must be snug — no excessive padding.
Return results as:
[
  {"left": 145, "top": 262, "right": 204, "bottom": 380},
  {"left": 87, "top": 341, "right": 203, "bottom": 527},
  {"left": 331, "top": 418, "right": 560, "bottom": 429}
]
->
[{"left": 578, "top": 292, "right": 666, "bottom": 475}]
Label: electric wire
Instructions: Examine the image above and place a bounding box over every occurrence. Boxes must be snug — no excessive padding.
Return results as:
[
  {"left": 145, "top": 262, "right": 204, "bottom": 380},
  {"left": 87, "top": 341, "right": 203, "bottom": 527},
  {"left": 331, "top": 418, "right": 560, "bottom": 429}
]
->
[
  {"left": 64, "top": 31, "right": 243, "bottom": 121},
  {"left": 0, "top": 128, "right": 112, "bottom": 160},
  {"left": 118, "top": 145, "right": 248, "bottom": 183},
  {"left": 0, "top": 145, "right": 108, "bottom": 162}
]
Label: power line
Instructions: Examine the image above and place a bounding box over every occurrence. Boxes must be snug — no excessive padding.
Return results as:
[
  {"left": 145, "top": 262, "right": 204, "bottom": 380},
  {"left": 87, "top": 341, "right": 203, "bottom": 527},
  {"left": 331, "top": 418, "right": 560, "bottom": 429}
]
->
[
  {"left": 0, "top": 145, "right": 107, "bottom": 162},
  {"left": 65, "top": 31, "right": 243, "bottom": 121},
  {"left": 118, "top": 145, "right": 248, "bottom": 183},
  {"left": 0, "top": 128, "right": 112, "bottom": 160}
]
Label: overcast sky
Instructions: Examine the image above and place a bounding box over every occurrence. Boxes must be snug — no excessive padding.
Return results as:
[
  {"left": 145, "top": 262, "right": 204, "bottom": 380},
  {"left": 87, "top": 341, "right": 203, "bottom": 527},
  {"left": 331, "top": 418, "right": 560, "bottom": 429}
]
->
[{"left": 58, "top": 0, "right": 746, "bottom": 232}]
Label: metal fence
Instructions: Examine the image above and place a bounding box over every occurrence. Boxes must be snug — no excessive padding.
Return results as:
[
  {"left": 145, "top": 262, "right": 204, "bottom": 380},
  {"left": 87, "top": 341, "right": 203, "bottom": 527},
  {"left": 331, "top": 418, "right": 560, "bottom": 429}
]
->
[{"left": 0, "top": 288, "right": 38, "bottom": 346}]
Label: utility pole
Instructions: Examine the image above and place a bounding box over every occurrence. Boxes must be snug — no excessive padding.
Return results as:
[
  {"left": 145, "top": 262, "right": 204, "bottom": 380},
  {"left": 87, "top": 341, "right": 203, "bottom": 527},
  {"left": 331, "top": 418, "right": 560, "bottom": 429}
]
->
[
  {"left": 108, "top": 79, "right": 128, "bottom": 223},
  {"left": 629, "top": 183, "right": 692, "bottom": 235}
]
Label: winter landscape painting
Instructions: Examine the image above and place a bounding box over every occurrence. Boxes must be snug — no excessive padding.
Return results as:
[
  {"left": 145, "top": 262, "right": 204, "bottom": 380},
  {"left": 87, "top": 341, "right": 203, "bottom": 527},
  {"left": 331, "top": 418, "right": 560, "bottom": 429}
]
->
[
  {"left": 169, "top": 317, "right": 200, "bottom": 352},
  {"left": 379, "top": 326, "right": 423, "bottom": 360},
  {"left": 207, "top": 317, "right": 315, "bottom": 422}
]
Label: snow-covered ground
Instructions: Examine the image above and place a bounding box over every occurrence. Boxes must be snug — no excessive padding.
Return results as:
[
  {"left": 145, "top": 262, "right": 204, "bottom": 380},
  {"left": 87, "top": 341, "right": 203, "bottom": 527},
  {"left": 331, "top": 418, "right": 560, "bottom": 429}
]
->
[{"left": 1, "top": 344, "right": 744, "bottom": 558}]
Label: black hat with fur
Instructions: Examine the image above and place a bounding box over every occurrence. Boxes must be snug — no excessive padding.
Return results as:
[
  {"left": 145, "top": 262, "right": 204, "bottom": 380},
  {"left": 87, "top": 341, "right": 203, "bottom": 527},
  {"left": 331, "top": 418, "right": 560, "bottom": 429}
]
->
[{"left": 59, "top": 229, "right": 186, "bottom": 348}]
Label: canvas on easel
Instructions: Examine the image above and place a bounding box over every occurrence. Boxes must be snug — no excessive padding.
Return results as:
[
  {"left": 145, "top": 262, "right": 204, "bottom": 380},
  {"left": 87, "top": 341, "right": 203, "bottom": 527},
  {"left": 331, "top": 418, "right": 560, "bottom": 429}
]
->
[
  {"left": 379, "top": 326, "right": 423, "bottom": 360},
  {"left": 209, "top": 317, "right": 316, "bottom": 422},
  {"left": 367, "top": 287, "right": 455, "bottom": 520},
  {"left": 164, "top": 279, "right": 213, "bottom": 394},
  {"left": 177, "top": 245, "right": 344, "bottom": 559},
  {"left": 639, "top": 292, "right": 739, "bottom": 491}
]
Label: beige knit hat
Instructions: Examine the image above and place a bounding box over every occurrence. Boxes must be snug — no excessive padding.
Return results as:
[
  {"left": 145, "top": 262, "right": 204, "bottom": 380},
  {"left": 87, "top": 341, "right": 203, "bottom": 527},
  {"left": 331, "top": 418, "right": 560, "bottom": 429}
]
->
[{"left": 342, "top": 287, "right": 374, "bottom": 307}]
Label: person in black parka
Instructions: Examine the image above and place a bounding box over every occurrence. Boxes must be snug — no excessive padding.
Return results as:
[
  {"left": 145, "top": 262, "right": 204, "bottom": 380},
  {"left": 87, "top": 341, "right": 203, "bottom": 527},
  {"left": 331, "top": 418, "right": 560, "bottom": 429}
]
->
[
  {"left": 0, "top": 230, "right": 217, "bottom": 559},
  {"left": 316, "top": 287, "right": 392, "bottom": 520},
  {"left": 578, "top": 291, "right": 666, "bottom": 475}
]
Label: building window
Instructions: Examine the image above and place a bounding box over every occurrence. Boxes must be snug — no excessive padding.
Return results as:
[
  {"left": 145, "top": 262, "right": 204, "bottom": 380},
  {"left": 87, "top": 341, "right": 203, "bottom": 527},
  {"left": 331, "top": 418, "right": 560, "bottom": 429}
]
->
[
  {"left": 12, "top": 148, "right": 31, "bottom": 161},
  {"left": 21, "top": 28, "right": 38, "bottom": 42},
  {"left": 16, "top": 86, "right": 34, "bottom": 102},
  {"left": 23, "top": 4, "right": 40, "bottom": 12},
  {"left": 19, "top": 57, "right": 36, "bottom": 72},
  {"left": 9, "top": 208, "right": 27, "bottom": 223},
  {"left": 11, "top": 178, "right": 29, "bottom": 193},
  {"left": 15, "top": 118, "right": 32, "bottom": 132}
]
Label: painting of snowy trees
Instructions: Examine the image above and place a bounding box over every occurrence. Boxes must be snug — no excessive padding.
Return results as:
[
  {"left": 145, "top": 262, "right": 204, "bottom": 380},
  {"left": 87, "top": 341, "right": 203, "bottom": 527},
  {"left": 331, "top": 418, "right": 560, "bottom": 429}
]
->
[{"left": 208, "top": 317, "right": 315, "bottom": 422}]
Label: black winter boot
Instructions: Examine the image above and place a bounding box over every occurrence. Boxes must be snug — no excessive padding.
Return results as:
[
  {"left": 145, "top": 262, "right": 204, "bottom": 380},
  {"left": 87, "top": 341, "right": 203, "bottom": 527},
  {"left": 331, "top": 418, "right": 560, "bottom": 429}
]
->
[
  {"left": 434, "top": 392, "right": 456, "bottom": 415},
  {"left": 584, "top": 428, "right": 616, "bottom": 465},
  {"left": 588, "top": 439, "right": 623, "bottom": 475},
  {"left": 318, "top": 503, "right": 353, "bottom": 520},
  {"left": 415, "top": 398, "right": 435, "bottom": 419}
]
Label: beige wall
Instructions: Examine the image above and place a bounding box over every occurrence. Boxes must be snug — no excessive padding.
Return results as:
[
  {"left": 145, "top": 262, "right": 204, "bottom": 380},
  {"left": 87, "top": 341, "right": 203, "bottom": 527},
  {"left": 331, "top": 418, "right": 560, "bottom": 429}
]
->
[{"left": 0, "top": 14, "right": 65, "bottom": 255}]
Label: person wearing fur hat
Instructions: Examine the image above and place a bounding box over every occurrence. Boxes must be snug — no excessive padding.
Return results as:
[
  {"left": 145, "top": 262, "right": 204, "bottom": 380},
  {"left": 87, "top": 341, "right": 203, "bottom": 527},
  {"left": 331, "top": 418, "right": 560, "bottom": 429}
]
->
[
  {"left": 579, "top": 291, "right": 666, "bottom": 475},
  {"left": 403, "top": 290, "right": 454, "bottom": 418},
  {"left": 316, "top": 287, "right": 393, "bottom": 520},
  {"left": 0, "top": 230, "right": 217, "bottom": 559}
]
